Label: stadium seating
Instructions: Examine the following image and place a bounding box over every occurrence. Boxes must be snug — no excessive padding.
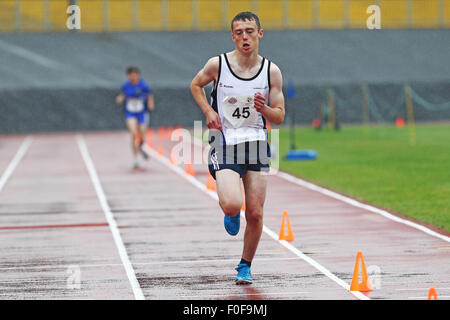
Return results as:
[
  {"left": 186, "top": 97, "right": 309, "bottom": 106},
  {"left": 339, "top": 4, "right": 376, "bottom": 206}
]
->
[{"left": 0, "top": 0, "right": 448, "bottom": 32}]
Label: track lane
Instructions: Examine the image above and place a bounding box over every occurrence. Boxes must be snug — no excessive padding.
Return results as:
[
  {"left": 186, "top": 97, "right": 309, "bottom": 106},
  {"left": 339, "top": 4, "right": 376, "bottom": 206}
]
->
[{"left": 0, "top": 134, "right": 134, "bottom": 299}]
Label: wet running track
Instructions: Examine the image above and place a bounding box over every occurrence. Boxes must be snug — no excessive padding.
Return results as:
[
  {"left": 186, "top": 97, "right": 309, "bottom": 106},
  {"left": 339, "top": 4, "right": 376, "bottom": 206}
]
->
[{"left": 0, "top": 131, "right": 449, "bottom": 300}]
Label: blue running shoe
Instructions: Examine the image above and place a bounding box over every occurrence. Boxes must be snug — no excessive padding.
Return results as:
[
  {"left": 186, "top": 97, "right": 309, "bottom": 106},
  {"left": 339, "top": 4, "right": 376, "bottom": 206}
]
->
[
  {"left": 224, "top": 212, "right": 240, "bottom": 236},
  {"left": 235, "top": 263, "right": 252, "bottom": 285}
]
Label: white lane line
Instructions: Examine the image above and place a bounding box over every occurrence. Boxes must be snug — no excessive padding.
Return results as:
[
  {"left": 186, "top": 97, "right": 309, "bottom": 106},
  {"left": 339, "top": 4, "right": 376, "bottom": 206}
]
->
[
  {"left": 0, "top": 39, "right": 61, "bottom": 70},
  {"left": 0, "top": 136, "right": 33, "bottom": 193},
  {"left": 76, "top": 134, "right": 144, "bottom": 300},
  {"left": 0, "top": 257, "right": 303, "bottom": 271},
  {"left": 276, "top": 171, "right": 450, "bottom": 243},
  {"left": 147, "top": 147, "right": 369, "bottom": 301}
]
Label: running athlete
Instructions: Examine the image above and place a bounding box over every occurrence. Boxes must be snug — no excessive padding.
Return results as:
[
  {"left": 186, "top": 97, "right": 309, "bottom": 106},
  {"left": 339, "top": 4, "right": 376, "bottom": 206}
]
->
[
  {"left": 190, "top": 12, "right": 285, "bottom": 284},
  {"left": 115, "top": 66, "right": 155, "bottom": 168}
]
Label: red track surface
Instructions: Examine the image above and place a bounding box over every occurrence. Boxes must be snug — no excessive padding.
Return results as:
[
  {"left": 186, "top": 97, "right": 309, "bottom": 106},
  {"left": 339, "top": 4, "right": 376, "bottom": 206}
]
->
[{"left": 0, "top": 131, "right": 449, "bottom": 300}]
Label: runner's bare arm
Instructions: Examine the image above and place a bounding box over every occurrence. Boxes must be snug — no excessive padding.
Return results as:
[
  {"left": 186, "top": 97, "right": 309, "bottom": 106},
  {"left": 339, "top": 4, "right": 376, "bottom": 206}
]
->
[
  {"left": 115, "top": 93, "right": 125, "bottom": 105},
  {"left": 190, "top": 57, "right": 222, "bottom": 130},
  {"left": 147, "top": 94, "right": 155, "bottom": 111},
  {"left": 254, "top": 62, "right": 285, "bottom": 125}
]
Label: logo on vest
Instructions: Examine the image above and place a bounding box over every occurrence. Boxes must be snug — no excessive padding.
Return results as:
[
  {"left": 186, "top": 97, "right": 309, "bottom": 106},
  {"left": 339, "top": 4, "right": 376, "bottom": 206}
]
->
[{"left": 228, "top": 97, "right": 238, "bottom": 105}]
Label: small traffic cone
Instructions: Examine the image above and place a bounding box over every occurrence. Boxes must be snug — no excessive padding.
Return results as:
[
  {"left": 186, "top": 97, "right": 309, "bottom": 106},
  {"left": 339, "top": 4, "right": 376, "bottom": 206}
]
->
[
  {"left": 147, "top": 135, "right": 154, "bottom": 149},
  {"left": 167, "top": 126, "right": 174, "bottom": 139},
  {"left": 185, "top": 163, "right": 195, "bottom": 176},
  {"left": 169, "top": 149, "right": 179, "bottom": 165},
  {"left": 147, "top": 128, "right": 154, "bottom": 138},
  {"left": 312, "top": 118, "right": 321, "bottom": 129},
  {"left": 427, "top": 287, "right": 438, "bottom": 300},
  {"left": 146, "top": 130, "right": 154, "bottom": 149},
  {"left": 278, "top": 210, "right": 294, "bottom": 241},
  {"left": 206, "top": 172, "right": 216, "bottom": 191},
  {"left": 157, "top": 127, "right": 165, "bottom": 140},
  {"left": 350, "top": 251, "right": 372, "bottom": 292},
  {"left": 395, "top": 117, "right": 405, "bottom": 128},
  {"left": 157, "top": 143, "right": 165, "bottom": 156}
]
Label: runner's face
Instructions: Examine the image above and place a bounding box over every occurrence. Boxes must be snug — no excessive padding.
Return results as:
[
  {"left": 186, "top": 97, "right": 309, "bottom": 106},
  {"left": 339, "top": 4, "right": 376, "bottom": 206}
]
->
[
  {"left": 232, "top": 19, "right": 263, "bottom": 54},
  {"left": 127, "top": 72, "right": 140, "bottom": 85}
]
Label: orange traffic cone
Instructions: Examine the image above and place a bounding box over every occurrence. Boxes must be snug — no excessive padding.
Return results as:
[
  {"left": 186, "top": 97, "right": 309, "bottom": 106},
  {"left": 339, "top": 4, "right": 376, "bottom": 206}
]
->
[
  {"left": 185, "top": 163, "right": 195, "bottom": 176},
  {"left": 147, "top": 128, "right": 154, "bottom": 138},
  {"left": 206, "top": 173, "right": 216, "bottom": 191},
  {"left": 148, "top": 135, "right": 154, "bottom": 149},
  {"left": 169, "top": 149, "right": 179, "bottom": 165},
  {"left": 146, "top": 130, "right": 154, "bottom": 149},
  {"left": 350, "top": 251, "right": 372, "bottom": 292},
  {"left": 278, "top": 210, "right": 294, "bottom": 241},
  {"left": 395, "top": 117, "right": 405, "bottom": 128},
  {"left": 428, "top": 287, "right": 438, "bottom": 300},
  {"left": 157, "top": 127, "right": 165, "bottom": 140},
  {"left": 167, "top": 126, "right": 174, "bottom": 139},
  {"left": 157, "top": 143, "right": 165, "bottom": 156}
]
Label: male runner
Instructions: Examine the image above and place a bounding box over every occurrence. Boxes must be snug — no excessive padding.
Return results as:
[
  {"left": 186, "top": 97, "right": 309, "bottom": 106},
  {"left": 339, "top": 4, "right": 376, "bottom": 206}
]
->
[
  {"left": 116, "top": 66, "right": 155, "bottom": 168},
  {"left": 190, "top": 12, "right": 285, "bottom": 284}
]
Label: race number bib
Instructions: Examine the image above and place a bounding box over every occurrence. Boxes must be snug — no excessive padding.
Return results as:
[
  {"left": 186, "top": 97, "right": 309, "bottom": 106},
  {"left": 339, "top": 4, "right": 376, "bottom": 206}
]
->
[
  {"left": 222, "top": 95, "right": 259, "bottom": 129},
  {"left": 126, "top": 98, "right": 144, "bottom": 113}
]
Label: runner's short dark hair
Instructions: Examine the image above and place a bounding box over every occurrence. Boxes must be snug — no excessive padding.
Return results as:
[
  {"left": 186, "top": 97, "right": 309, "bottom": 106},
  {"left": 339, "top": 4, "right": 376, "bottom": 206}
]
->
[
  {"left": 126, "top": 66, "right": 140, "bottom": 74},
  {"left": 231, "top": 11, "right": 261, "bottom": 31}
]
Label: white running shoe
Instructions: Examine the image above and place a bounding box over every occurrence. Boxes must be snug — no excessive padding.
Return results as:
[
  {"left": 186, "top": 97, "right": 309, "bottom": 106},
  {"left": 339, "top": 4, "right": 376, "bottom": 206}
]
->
[{"left": 133, "top": 155, "right": 141, "bottom": 169}]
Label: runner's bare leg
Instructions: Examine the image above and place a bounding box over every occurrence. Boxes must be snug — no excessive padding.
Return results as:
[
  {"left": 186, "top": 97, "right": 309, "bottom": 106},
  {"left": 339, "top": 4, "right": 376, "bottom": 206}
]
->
[
  {"left": 126, "top": 118, "right": 139, "bottom": 156},
  {"left": 138, "top": 123, "right": 147, "bottom": 145},
  {"left": 216, "top": 169, "right": 242, "bottom": 217},
  {"left": 241, "top": 170, "right": 267, "bottom": 262}
]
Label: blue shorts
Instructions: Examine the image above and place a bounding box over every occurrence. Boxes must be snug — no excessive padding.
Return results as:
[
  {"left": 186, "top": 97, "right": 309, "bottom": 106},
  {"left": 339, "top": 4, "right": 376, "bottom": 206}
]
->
[
  {"left": 208, "top": 141, "right": 271, "bottom": 180},
  {"left": 125, "top": 111, "right": 149, "bottom": 124}
]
